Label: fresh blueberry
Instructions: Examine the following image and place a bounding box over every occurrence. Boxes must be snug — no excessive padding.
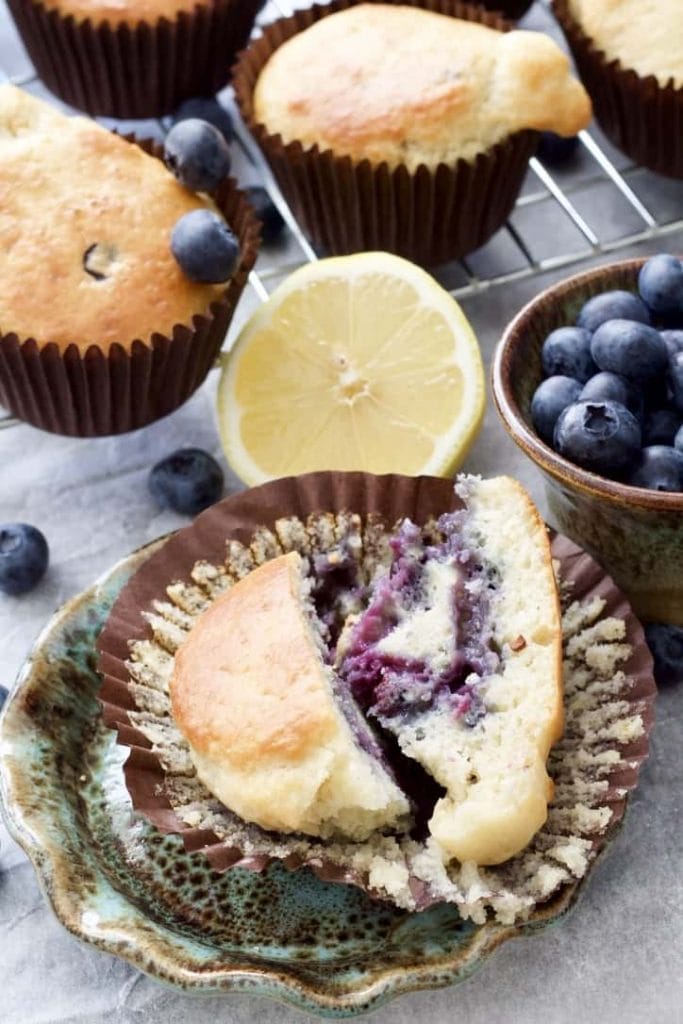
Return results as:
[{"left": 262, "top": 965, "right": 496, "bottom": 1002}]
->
[
  {"left": 164, "top": 118, "right": 231, "bottom": 193},
  {"left": 172, "top": 96, "right": 233, "bottom": 143},
  {"left": 531, "top": 375, "right": 582, "bottom": 445},
  {"left": 627, "top": 445, "right": 683, "bottom": 492},
  {"left": 577, "top": 290, "right": 651, "bottom": 333},
  {"left": 661, "top": 329, "right": 683, "bottom": 359},
  {"left": 171, "top": 209, "right": 240, "bottom": 284},
  {"left": 246, "top": 186, "right": 286, "bottom": 245},
  {"left": 590, "top": 319, "right": 668, "bottom": 381},
  {"left": 642, "top": 408, "right": 682, "bottom": 446},
  {"left": 644, "top": 623, "right": 683, "bottom": 686},
  {"left": 553, "top": 400, "right": 641, "bottom": 477},
  {"left": 148, "top": 449, "right": 224, "bottom": 515},
  {"left": 0, "top": 524, "right": 49, "bottom": 596},
  {"left": 638, "top": 254, "right": 683, "bottom": 317},
  {"left": 536, "top": 132, "right": 580, "bottom": 167},
  {"left": 541, "top": 326, "right": 596, "bottom": 383},
  {"left": 668, "top": 351, "right": 683, "bottom": 412},
  {"left": 0, "top": 685, "right": 7, "bottom": 708},
  {"left": 579, "top": 371, "right": 643, "bottom": 421}
]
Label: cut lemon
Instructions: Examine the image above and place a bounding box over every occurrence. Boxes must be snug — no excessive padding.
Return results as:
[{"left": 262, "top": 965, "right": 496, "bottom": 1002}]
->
[{"left": 217, "top": 252, "right": 485, "bottom": 484}]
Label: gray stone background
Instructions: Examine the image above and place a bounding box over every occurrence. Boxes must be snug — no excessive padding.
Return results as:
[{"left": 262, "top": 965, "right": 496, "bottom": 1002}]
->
[{"left": 1, "top": 0, "right": 682, "bottom": 1021}]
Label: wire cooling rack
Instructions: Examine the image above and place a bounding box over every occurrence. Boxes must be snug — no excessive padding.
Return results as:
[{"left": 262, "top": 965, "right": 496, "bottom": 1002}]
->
[{"left": 1, "top": 0, "right": 682, "bottom": 431}]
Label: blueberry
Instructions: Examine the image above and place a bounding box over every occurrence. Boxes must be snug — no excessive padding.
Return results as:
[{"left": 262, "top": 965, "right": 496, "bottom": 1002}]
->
[
  {"left": 638, "top": 255, "right": 683, "bottom": 317},
  {"left": 537, "top": 132, "right": 580, "bottom": 167},
  {"left": 541, "top": 326, "right": 596, "bottom": 383},
  {"left": 590, "top": 319, "right": 668, "bottom": 381},
  {"left": 172, "top": 96, "right": 233, "bottom": 143},
  {"left": 579, "top": 371, "right": 643, "bottom": 421},
  {"left": 627, "top": 445, "right": 683, "bottom": 492},
  {"left": 164, "top": 118, "right": 231, "bottom": 193},
  {"left": 644, "top": 623, "right": 683, "bottom": 686},
  {"left": 661, "top": 329, "right": 683, "bottom": 359},
  {"left": 668, "top": 351, "right": 683, "bottom": 412},
  {"left": 577, "top": 290, "right": 651, "bottom": 333},
  {"left": 553, "top": 400, "right": 641, "bottom": 477},
  {"left": 642, "top": 408, "right": 682, "bottom": 446},
  {"left": 171, "top": 209, "right": 240, "bottom": 284},
  {"left": 0, "top": 685, "right": 7, "bottom": 709},
  {"left": 149, "top": 449, "right": 224, "bottom": 515},
  {"left": 245, "top": 186, "right": 286, "bottom": 245},
  {"left": 531, "top": 375, "right": 582, "bottom": 445},
  {"left": 0, "top": 524, "right": 49, "bottom": 596}
]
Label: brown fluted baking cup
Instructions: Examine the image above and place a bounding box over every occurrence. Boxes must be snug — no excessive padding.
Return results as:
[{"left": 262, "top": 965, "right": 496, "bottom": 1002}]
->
[
  {"left": 6, "top": 0, "right": 263, "bottom": 119},
  {"left": 0, "top": 137, "right": 259, "bottom": 437},
  {"left": 97, "top": 471, "right": 656, "bottom": 913},
  {"left": 232, "top": 0, "right": 537, "bottom": 267},
  {"left": 479, "top": 0, "right": 532, "bottom": 18},
  {"left": 553, "top": 0, "right": 683, "bottom": 179}
]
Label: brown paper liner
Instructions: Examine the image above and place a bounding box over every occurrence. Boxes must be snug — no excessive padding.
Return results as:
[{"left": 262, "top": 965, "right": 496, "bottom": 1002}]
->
[
  {"left": 0, "top": 136, "right": 260, "bottom": 437},
  {"left": 232, "top": 0, "right": 537, "bottom": 267},
  {"left": 6, "top": 0, "right": 263, "bottom": 119},
  {"left": 554, "top": 0, "right": 683, "bottom": 179},
  {"left": 479, "top": 0, "right": 532, "bottom": 18},
  {"left": 97, "top": 471, "right": 656, "bottom": 910}
]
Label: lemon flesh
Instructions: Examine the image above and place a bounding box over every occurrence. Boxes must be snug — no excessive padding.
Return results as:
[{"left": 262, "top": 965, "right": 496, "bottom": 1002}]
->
[{"left": 217, "top": 252, "right": 485, "bottom": 484}]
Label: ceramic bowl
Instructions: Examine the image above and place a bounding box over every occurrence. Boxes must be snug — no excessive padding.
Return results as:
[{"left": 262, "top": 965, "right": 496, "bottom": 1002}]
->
[{"left": 492, "top": 257, "right": 683, "bottom": 625}]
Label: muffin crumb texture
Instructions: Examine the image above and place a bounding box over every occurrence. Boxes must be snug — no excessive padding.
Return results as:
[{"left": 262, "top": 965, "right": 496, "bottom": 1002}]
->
[
  {"left": 254, "top": 4, "right": 592, "bottom": 171},
  {"left": 121, "top": 511, "right": 643, "bottom": 922}
]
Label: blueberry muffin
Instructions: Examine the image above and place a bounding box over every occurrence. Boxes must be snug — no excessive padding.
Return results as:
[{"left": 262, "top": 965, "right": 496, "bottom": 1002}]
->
[
  {"left": 6, "top": 0, "right": 263, "bottom": 117},
  {"left": 0, "top": 86, "right": 258, "bottom": 435},
  {"left": 554, "top": 0, "right": 683, "bottom": 177},
  {"left": 235, "top": 0, "right": 591, "bottom": 266}
]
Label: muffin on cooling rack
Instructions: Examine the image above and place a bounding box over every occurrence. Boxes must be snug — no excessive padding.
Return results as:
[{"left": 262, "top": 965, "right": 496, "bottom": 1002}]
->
[
  {"left": 554, "top": 0, "right": 683, "bottom": 178},
  {"left": 6, "top": 0, "right": 263, "bottom": 118},
  {"left": 0, "top": 85, "right": 258, "bottom": 436},
  {"left": 233, "top": 0, "right": 591, "bottom": 266}
]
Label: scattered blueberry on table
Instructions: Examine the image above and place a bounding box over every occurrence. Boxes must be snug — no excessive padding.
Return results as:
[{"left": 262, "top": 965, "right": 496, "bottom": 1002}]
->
[
  {"left": 0, "top": 523, "right": 49, "bottom": 596},
  {"left": 530, "top": 254, "right": 683, "bottom": 491},
  {"left": 164, "top": 118, "right": 232, "bottom": 193},
  {"left": 245, "top": 185, "right": 286, "bottom": 245},
  {"left": 171, "top": 96, "right": 234, "bottom": 143},
  {"left": 171, "top": 209, "right": 240, "bottom": 284},
  {"left": 149, "top": 449, "right": 224, "bottom": 516},
  {"left": 644, "top": 622, "right": 683, "bottom": 686}
]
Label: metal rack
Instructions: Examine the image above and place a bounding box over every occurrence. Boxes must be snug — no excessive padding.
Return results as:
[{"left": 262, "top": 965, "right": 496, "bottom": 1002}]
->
[{"left": 1, "top": 0, "right": 681, "bottom": 432}]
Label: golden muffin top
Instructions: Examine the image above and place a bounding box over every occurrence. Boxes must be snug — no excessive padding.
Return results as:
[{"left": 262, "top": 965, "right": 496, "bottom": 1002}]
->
[
  {"left": 0, "top": 86, "right": 225, "bottom": 353},
  {"left": 569, "top": 0, "right": 683, "bottom": 87},
  {"left": 42, "top": 0, "right": 201, "bottom": 27},
  {"left": 254, "top": 4, "right": 592, "bottom": 171}
]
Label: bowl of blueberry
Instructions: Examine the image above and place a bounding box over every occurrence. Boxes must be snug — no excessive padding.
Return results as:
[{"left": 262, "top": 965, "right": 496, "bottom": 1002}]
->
[{"left": 493, "top": 254, "right": 683, "bottom": 625}]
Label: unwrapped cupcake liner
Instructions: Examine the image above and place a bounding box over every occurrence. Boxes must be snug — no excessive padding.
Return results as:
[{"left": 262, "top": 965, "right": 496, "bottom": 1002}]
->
[
  {"left": 6, "top": 0, "right": 264, "bottom": 119},
  {"left": 0, "top": 137, "right": 260, "bottom": 437},
  {"left": 97, "top": 471, "right": 656, "bottom": 921},
  {"left": 553, "top": 0, "right": 683, "bottom": 179},
  {"left": 232, "top": 0, "right": 537, "bottom": 267}
]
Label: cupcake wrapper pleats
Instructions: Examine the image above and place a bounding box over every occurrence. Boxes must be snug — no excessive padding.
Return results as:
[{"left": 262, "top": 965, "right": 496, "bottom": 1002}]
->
[{"left": 6, "top": 0, "right": 264, "bottom": 118}]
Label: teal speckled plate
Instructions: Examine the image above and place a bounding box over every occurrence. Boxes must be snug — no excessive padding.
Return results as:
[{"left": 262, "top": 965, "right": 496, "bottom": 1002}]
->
[{"left": 0, "top": 527, "right": 651, "bottom": 1018}]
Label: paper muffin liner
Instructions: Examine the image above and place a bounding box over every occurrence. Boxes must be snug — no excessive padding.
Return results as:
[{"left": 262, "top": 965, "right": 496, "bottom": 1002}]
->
[
  {"left": 0, "top": 136, "right": 259, "bottom": 437},
  {"left": 97, "top": 471, "right": 656, "bottom": 921},
  {"left": 232, "top": 0, "right": 537, "bottom": 267},
  {"left": 479, "top": 0, "right": 532, "bottom": 18},
  {"left": 553, "top": 0, "right": 683, "bottom": 179},
  {"left": 6, "top": 0, "right": 263, "bottom": 119}
]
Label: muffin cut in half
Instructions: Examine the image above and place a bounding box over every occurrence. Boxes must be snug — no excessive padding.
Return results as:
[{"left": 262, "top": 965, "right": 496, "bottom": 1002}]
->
[{"left": 170, "top": 475, "right": 562, "bottom": 864}]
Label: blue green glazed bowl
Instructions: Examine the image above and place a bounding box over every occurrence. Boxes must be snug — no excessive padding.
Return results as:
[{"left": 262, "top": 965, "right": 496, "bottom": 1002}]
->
[
  {"left": 0, "top": 472, "right": 655, "bottom": 1016},
  {"left": 493, "top": 257, "right": 683, "bottom": 626}
]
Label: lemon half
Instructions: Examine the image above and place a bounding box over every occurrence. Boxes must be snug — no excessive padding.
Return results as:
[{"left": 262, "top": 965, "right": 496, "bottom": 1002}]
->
[{"left": 217, "top": 252, "right": 485, "bottom": 484}]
